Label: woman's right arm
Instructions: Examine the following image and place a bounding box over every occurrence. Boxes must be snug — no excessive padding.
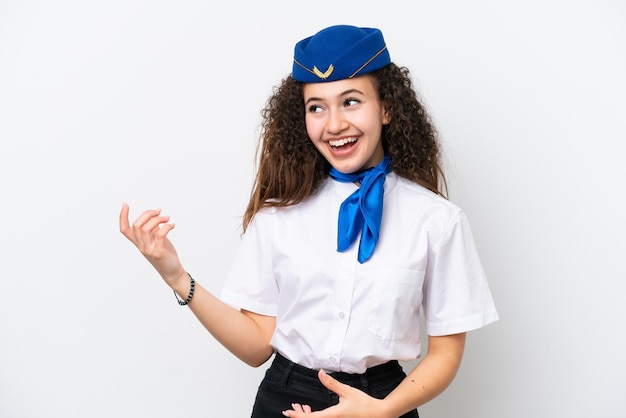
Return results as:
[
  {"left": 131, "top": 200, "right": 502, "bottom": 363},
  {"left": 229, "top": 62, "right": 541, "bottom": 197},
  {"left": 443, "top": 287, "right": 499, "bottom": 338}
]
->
[{"left": 119, "top": 203, "right": 275, "bottom": 367}]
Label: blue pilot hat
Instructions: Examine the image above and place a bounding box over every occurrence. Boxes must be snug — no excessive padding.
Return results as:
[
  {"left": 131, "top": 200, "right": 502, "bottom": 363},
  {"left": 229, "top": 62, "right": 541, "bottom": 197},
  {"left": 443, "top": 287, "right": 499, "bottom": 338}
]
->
[{"left": 292, "top": 25, "right": 391, "bottom": 83}]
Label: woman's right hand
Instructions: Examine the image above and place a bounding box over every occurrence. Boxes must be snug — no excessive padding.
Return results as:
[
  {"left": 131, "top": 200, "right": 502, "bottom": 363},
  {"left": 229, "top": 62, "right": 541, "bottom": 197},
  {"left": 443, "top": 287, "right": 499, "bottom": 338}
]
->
[{"left": 119, "top": 203, "right": 187, "bottom": 288}]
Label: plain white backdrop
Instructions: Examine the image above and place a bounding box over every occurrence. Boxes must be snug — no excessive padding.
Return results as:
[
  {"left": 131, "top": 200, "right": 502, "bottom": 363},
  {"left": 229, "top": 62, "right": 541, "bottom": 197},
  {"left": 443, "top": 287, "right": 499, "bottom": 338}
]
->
[{"left": 1, "top": 1, "right": 624, "bottom": 417}]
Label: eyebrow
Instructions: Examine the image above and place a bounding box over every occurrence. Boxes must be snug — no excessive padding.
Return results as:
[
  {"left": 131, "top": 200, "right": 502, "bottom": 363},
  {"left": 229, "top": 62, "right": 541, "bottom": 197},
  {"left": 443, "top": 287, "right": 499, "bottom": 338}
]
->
[{"left": 304, "top": 88, "right": 365, "bottom": 106}]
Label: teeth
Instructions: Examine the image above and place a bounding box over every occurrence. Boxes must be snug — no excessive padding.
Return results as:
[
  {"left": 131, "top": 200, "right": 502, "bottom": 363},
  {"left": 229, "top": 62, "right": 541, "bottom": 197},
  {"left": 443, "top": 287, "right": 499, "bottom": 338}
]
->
[{"left": 329, "top": 137, "right": 358, "bottom": 147}]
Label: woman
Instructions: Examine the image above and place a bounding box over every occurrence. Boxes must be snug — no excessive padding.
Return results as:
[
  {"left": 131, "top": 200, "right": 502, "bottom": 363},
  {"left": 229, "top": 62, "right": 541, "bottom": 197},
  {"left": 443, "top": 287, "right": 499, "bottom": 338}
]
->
[{"left": 120, "top": 24, "right": 498, "bottom": 417}]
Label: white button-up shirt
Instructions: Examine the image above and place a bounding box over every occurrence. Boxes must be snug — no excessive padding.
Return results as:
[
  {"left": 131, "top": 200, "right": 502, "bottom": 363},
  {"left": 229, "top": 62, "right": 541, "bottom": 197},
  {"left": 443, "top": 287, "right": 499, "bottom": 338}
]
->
[{"left": 220, "top": 172, "right": 498, "bottom": 374}]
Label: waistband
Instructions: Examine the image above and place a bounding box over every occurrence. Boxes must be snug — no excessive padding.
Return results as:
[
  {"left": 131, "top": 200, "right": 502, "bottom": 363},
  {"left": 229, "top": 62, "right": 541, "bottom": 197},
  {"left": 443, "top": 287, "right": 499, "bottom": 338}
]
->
[{"left": 271, "top": 352, "right": 403, "bottom": 386}]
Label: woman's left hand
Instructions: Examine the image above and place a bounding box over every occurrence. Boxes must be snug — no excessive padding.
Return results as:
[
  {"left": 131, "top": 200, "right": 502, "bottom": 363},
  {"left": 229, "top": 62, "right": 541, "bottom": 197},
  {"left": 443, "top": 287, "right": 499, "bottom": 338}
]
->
[{"left": 282, "top": 369, "right": 389, "bottom": 417}]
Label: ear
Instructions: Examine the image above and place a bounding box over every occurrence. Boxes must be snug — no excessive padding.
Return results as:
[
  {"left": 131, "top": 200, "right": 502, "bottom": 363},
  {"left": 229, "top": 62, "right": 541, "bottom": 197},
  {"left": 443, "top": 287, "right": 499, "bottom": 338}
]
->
[{"left": 382, "top": 107, "right": 391, "bottom": 125}]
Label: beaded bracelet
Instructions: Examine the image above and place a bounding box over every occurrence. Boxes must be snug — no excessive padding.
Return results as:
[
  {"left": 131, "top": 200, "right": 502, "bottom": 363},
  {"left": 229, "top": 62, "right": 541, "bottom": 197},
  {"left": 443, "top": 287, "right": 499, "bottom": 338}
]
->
[{"left": 174, "top": 273, "right": 195, "bottom": 306}]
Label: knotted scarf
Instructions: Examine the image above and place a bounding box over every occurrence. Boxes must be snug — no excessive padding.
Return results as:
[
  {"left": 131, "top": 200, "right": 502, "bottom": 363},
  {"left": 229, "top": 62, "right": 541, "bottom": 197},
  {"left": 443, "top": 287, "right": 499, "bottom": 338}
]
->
[{"left": 328, "top": 155, "right": 391, "bottom": 263}]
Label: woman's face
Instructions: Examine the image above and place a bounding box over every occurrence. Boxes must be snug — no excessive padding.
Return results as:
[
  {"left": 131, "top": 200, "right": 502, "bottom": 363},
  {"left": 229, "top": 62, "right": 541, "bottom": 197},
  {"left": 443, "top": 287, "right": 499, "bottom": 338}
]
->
[{"left": 303, "top": 75, "right": 389, "bottom": 174}]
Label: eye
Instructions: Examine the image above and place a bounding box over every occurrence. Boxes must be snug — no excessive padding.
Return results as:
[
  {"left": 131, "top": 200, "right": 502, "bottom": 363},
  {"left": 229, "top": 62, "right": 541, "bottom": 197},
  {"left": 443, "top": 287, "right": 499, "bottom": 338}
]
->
[
  {"left": 307, "top": 104, "right": 324, "bottom": 113},
  {"left": 344, "top": 97, "right": 360, "bottom": 107}
]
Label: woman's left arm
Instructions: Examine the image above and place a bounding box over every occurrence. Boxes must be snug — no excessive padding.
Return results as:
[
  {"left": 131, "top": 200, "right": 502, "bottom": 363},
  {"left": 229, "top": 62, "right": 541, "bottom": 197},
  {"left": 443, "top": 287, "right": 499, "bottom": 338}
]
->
[
  {"left": 282, "top": 333, "right": 466, "bottom": 418},
  {"left": 381, "top": 332, "right": 466, "bottom": 417}
]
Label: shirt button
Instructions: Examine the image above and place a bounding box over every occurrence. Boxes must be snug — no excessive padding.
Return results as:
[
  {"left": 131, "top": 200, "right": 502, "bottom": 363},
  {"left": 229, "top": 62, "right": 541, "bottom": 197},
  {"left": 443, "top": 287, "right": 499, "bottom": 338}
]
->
[
  {"left": 329, "top": 357, "right": 336, "bottom": 363},
  {"left": 339, "top": 312, "right": 345, "bottom": 319}
]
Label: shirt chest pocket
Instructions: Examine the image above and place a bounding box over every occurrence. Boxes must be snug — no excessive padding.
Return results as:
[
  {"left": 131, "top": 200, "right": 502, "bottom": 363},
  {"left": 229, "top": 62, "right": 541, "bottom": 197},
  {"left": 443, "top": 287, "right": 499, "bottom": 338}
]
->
[{"left": 366, "top": 268, "right": 424, "bottom": 342}]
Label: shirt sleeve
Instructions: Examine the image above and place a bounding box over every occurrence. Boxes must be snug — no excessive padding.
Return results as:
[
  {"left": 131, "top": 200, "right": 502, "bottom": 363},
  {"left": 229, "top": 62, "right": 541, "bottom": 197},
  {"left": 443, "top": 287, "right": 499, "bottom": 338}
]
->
[
  {"left": 219, "top": 210, "right": 279, "bottom": 316},
  {"left": 422, "top": 210, "right": 499, "bottom": 336}
]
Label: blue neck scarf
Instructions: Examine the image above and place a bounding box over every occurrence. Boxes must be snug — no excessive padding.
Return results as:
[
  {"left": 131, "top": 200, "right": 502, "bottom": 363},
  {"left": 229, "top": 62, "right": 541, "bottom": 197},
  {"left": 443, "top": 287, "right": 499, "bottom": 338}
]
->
[{"left": 328, "top": 155, "right": 391, "bottom": 263}]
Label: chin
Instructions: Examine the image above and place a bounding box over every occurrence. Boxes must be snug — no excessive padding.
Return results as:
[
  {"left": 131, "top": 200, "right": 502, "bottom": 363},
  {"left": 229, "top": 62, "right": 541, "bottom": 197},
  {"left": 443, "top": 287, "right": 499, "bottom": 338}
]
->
[{"left": 329, "top": 161, "right": 364, "bottom": 174}]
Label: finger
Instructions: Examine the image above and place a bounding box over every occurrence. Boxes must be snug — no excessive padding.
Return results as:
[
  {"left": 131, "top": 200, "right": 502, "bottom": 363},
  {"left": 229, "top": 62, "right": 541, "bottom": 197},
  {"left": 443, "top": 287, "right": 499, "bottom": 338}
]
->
[
  {"left": 138, "top": 214, "right": 171, "bottom": 235},
  {"left": 130, "top": 209, "right": 165, "bottom": 245},
  {"left": 282, "top": 403, "right": 309, "bottom": 417},
  {"left": 131, "top": 209, "right": 163, "bottom": 231},
  {"left": 119, "top": 204, "right": 167, "bottom": 246},
  {"left": 119, "top": 202, "right": 134, "bottom": 241},
  {"left": 318, "top": 369, "right": 348, "bottom": 397},
  {"left": 136, "top": 214, "right": 171, "bottom": 249},
  {"left": 154, "top": 222, "right": 175, "bottom": 240}
]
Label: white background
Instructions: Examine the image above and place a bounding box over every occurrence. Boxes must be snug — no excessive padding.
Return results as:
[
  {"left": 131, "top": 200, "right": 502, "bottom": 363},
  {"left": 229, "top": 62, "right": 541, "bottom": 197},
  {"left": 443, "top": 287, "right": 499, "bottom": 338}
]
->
[{"left": 1, "top": 1, "right": 625, "bottom": 417}]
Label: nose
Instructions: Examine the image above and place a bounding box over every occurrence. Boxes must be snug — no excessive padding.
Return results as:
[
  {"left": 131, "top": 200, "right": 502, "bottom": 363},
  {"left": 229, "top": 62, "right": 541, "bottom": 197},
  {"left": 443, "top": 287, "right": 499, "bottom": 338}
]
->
[{"left": 326, "top": 107, "right": 349, "bottom": 134}]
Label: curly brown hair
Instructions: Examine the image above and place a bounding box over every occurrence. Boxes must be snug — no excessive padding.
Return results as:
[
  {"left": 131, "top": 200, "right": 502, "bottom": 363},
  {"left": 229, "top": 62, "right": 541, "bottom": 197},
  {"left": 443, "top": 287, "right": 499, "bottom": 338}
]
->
[{"left": 242, "top": 63, "right": 447, "bottom": 231}]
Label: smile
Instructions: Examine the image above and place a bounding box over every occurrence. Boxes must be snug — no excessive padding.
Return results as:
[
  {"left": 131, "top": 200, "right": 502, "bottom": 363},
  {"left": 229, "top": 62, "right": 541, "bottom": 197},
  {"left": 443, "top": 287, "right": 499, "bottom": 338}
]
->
[{"left": 329, "top": 137, "right": 358, "bottom": 149}]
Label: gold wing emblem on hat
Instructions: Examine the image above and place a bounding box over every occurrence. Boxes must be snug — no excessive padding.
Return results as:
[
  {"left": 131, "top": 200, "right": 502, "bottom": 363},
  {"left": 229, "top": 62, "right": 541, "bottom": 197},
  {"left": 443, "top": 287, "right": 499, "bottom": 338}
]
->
[{"left": 312, "top": 64, "right": 334, "bottom": 80}]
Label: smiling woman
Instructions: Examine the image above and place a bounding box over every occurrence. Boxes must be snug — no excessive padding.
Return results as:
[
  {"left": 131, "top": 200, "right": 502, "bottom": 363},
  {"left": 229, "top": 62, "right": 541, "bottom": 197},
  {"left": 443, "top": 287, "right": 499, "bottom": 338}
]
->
[
  {"left": 2, "top": 0, "right": 624, "bottom": 417},
  {"left": 120, "top": 24, "right": 498, "bottom": 418},
  {"left": 303, "top": 77, "right": 389, "bottom": 174}
]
